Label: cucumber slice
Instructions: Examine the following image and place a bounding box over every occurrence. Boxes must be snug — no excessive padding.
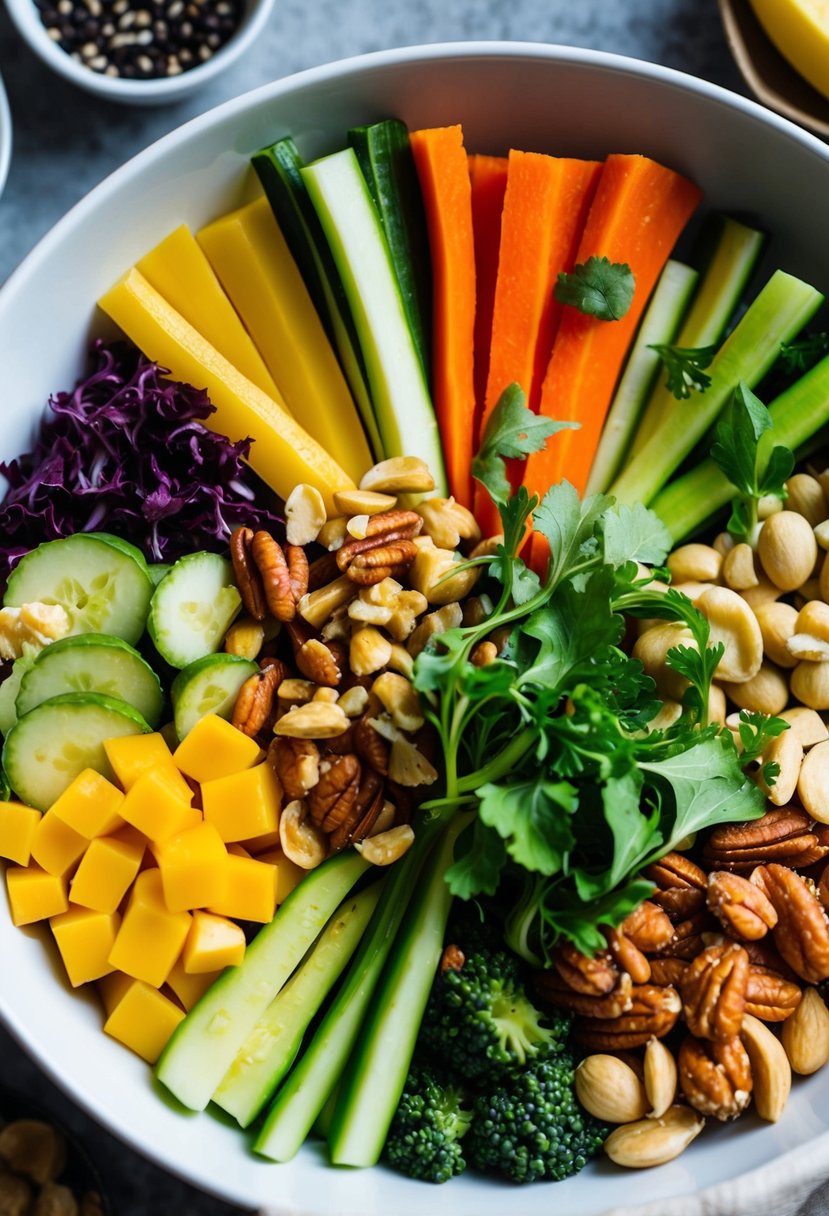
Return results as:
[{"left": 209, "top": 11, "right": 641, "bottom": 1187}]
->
[
  {"left": 2, "top": 692, "right": 150, "bottom": 811},
  {"left": 16, "top": 634, "right": 163, "bottom": 727},
  {"left": 301, "top": 149, "right": 447, "bottom": 491},
  {"left": 84, "top": 532, "right": 152, "bottom": 577},
  {"left": 171, "top": 653, "right": 257, "bottom": 739},
  {"left": 4, "top": 535, "right": 153, "bottom": 646},
  {"left": 0, "top": 646, "right": 39, "bottom": 737},
  {"left": 147, "top": 552, "right": 241, "bottom": 669},
  {"left": 148, "top": 563, "right": 171, "bottom": 588},
  {"left": 156, "top": 849, "right": 370, "bottom": 1111}
]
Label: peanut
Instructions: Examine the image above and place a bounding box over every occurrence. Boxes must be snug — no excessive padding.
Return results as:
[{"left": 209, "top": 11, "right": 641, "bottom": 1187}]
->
[
  {"left": 785, "top": 473, "right": 827, "bottom": 526},
  {"left": 359, "top": 456, "right": 435, "bottom": 495},
  {"left": 796, "top": 739, "right": 829, "bottom": 824},
  {"left": 279, "top": 799, "right": 327, "bottom": 868},
  {"left": 754, "top": 601, "right": 799, "bottom": 669},
  {"left": 355, "top": 823, "right": 415, "bottom": 865},
  {"left": 666, "top": 543, "right": 722, "bottom": 584},
  {"left": 758, "top": 728, "right": 803, "bottom": 806},
  {"left": 791, "top": 660, "right": 829, "bottom": 710},
  {"left": 333, "top": 488, "right": 397, "bottom": 515},
  {"left": 274, "top": 701, "right": 350, "bottom": 739},
  {"left": 722, "top": 542, "right": 759, "bottom": 591},
  {"left": 720, "top": 661, "right": 788, "bottom": 717},
  {"left": 757, "top": 511, "right": 818, "bottom": 592},
  {"left": 632, "top": 623, "right": 696, "bottom": 702},
  {"left": 417, "top": 496, "right": 481, "bottom": 551},
  {"left": 284, "top": 483, "right": 326, "bottom": 546},
  {"left": 696, "top": 586, "right": 763, "bottom": 683}
]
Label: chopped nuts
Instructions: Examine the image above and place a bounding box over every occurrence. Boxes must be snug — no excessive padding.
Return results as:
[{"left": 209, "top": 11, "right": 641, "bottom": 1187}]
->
[
  {"left": 0, "top": 603, "right": 70, "bottom": 660},
  {"left": 409, "top": 541, "right": 480, "bottom": 605},
  {"left": 355, "top": 823, "right": 415, "bottom": 865},
  {"left": 359, "top": 455, "right": 436, "bottom": 494},
  {"left": 350, "top": 626, "right": 393, "bottom": 677},
  {"left": 278, "top": 798, "right": 328, "bottom": 868},
  {"left": 224, "top": 616, "right": 265, "bottom": 660},
  {"left": 372, "top": 672, "right": 424, "bottom": 732},
  {"left": 284, "top": 483, "right": 327, "bottom": 547},
  {"left": 274, "top": 701, "right": 351, "bottom": 739}
]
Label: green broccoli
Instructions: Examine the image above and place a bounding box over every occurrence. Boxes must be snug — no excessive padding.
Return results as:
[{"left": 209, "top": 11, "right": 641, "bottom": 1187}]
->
[
  {"left": 419, "top": 941, "right": 569, "bottom": 1084},
  {"left": 467, "top": 1055, "right": 608, "bottom": 1183},
  {"left": 384, "top": 1061, "right": 473, "bottom": 1184}
]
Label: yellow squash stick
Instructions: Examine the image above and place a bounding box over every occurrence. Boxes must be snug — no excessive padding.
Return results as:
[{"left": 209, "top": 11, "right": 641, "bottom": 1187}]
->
[
  {"left": 137, "top": 225, "right": 284, "bottom": 405},
  {"left": 197, "top": 198, "right": 372, "bottom": 485},
  {"left": 98, "top": 268, "right": 356, "bottom": 513}
]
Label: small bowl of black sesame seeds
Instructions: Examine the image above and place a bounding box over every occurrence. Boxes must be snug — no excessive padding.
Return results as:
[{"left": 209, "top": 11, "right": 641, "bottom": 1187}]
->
[{"left": 4, "top": 0, "right": 276, "bottom": 102}]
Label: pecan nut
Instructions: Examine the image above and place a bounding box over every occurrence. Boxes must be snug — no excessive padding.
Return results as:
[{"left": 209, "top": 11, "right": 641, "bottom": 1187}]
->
[
  {"left": 678, "top": 1034, "right": 753, "bottom": 1120},
  {"left": 267, "top": 736, "right": 320, "bottom": 800},
  {"left": 354, "top": 713, "right": 390, "bottom": 776},
  {"left": 294, "top": 637, "right": 344, "bottom": 688},
  {"left": 337, "top": 510, "right": 423, "bottom": 586},
  {"left": 250, "top": 531, "right": 309, "bottom": 622},
  {"left": 307, "top": 754, "right": 361, "bottom": 833},
  {"left": 572, "top": 984, "right": 682, "bottom": 1050},
  {"left": 535, "top": 969, "right": 634, "bottom": 1020},
  {"left": 657, "top": 909, "right": 715, "bottom": 960},
  {"left": 703, "top": 808, "right": 827, "bottom": 873},
  {"left": 745, "top": 965, "right": 802, "bottom": 1022},
  {"left": 605, "top": 928, "right": 651, "bottom": 985},
  {"left": 621, "top": 900, "right": 675, "bottom": 952},
  {"left": 759, "top": 863, "right": 829, "bottom": 984},
  {"left": 680, "top": 941, "right": 749, "bottom": 1040},
  {"left": 327, "top": 766, "right": 385, "bottom": 852},
  {"left": 552, "top": 943, "right": 621, "bottom": 996},
  {"left": 231, "top": 663, "right": 282, "bottom": 737},
  {"left": 649, "top": 957, "right": 689, "bottom": 988},
  {"left": 707, "top": 870, "right": 778, "bottom": 941},
  {"left": 643, "top": 852, "right": 707, "bottom": 920},
  {"left": 230, "top": 526, "right": 267, "bottom": 622}
]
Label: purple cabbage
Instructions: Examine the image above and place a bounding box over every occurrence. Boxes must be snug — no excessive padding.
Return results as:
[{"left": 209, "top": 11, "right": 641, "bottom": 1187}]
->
[{"left": 0, "top": 341, "right": 281, "bottom": 578}]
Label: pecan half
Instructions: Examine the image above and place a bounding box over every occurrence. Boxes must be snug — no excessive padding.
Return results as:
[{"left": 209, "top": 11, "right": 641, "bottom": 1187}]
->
[
  {"left": 231, "top": 663, "right": 282, "bottom": 737},
  {"left": 337, "top": 510, "right": 423, "bottom": 586},
  {"left": 759, "top": 863, "right": 829, "bottom": 984},
  {"left": 354, "top": 713, "right": 390, "bottom": 776},
  {"left": 745, "top": 965, "right": 802, "bottom": 1022},
  {"left": 680, "top": 941, "right": 749, "bottom": 1040},
  {"left": 250, "top": 532, "right": 309, "bottom": 622},
  {"left": 605, "top": 928, "right": 651, "bottom": 985},
  {"left": 621, "top": 900, "right": 675, "bottom": 952},
  {"left": 573, "top": 984, "right": 682, "bottom": 1050},
  {"left": 294, "top": 637, "right": 344, "bottom": 688},
  {"left": 327, "top": 766, "right": 384, "bottom": 852},
  {"left": 230, "top": 526, "right": 267, "bottom": 621},
  {"left": 535, "top": 969, "right": 633, "bottom": 1020},
  {"left": 703, "top": 808, "right": 825, "bottom": 873},
  {"left": 552, "top": 943, "right": 620, "bottom": 996},
  {"left": 649, "top": 957, "right": 689, "bottom": 988},
  {"left": 643, "top": 852, "right": 707, "bottom": 920},
  {"left": 308, "top": 754, "right": 361, "bottom": 833},
  {"left": 707, "top": 870, "right": 778, "bottom": 941},
  {"left": 268, "top": 736, "right": 320, "bottom": 800},
  {"left": 657, "top": 909, "right": 716, "bottom": 960},
  {"left": 678, "top": 1034, "right": 753, "bottom": 1120}
]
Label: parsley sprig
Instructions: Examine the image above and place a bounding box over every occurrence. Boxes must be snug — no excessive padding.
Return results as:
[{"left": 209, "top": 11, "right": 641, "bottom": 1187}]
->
[
  {"left": 554, "top": 256, "right": 635, "bottom": 321},
  {"left": 649, "top": 341, "right": 719, "bottom": 399},
  {"left": 412, "top": 386, "right": 766, "bottom": 957},
  {"left": 710, "top": 381, "right": 794, "bottom": 542}
]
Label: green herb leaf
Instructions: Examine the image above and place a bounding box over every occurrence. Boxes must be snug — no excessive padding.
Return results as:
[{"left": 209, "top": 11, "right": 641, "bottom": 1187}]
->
[
  {"left": 737, "top": 709, "right": 789, "bottom": 773},
  {"left": 710, "top": 382, "right": 794, "bottom": 543},
  {"left": 649, "top": 342, "right": 718, "bottom": 399},
  {"left": 472, "top": 384, "right": 572, "bottom": 508},
  {"left": 532, "top": 481, "right": 612, "bottom": 589},
  {"left": 554, "top": 256, "right": 635, "bottom": 321},
  {"left": 478, "top": 777, "right": 578, "bottom": 875},
  {"left": 780, "top": 332, "right": 829, "bottom": 375},
  {"left": 601, "top": 501, "right": 673, "bottom": 567},
  {"left": 444, "top": 817, "right": 507, "bottom": 900}
]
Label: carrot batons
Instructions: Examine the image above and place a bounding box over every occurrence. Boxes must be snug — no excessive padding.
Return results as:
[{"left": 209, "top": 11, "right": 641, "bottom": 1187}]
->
[
  {"left": 469, "top": 154, "right": 508, "bottom": 424},
  {"left": 410, "top": 125, "right": 477, "bottom": 509},
  {"left": 524, "top": 154, "right": 703, "bottom": 523}
]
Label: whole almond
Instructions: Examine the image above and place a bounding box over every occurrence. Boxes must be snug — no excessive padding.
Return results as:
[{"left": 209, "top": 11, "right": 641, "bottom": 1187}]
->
[
  {"left": 781, "top": 987, "right": 829, "bottom": 1075},
  {"left": 575, "top": 1055, "right": 649, "bottom": 1125},
  {"left": 603, "top": 1105, "right": 704, "bottom": 1169},
  {"left": 740, "top": 1013, "right": 791, "bottom": 1123},
  {"left": 644, "top": 1036, "right": 677, "bottom": 1119}
]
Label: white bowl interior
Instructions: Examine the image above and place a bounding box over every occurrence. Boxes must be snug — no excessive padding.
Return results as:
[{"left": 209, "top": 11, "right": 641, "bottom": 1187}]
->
[{"left": 2, "top": 43, "right": 829, "bottom": 1215}]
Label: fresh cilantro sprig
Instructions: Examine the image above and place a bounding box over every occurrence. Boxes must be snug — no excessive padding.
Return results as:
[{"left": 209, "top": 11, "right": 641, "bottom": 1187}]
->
[
  {"left": 710, "top": 381, "right": 794, "bottom": 542},
  {"left": 649, "top": 341, "right": 718, "bottom": 399},
  {"left": 554, "top": 256, "right": 635, "bottom": 321}
]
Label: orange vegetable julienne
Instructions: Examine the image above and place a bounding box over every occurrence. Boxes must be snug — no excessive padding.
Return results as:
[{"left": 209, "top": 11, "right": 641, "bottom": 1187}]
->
[
  {"left": 469, "top": 153, "right": 508, "bottom": 427},
  {"left": 410, "top": 125, "right": 477, "bottom": 509},
  {"left": 523, "top": 153, "right": 703, "bottom": 568},
  {"left": 474, "top": 150, "right": 601, "bottom": 535}
]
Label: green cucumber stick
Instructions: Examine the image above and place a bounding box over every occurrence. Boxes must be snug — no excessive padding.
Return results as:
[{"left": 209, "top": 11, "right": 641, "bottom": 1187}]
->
[
  {"left": 653, "top": 353, "right": 829, "bottom": 541},
  {"left": 631, "top": 215, "right": 767, "bottom": 455},
  {"left": 213, "top": 881, "right": 383, "bottom": 1127},
  {"left": 609, "top": 270, "right": 823, "bottom": 507},
  {"left": 585, "top": 260, "right": 698, "bottom": 495}
]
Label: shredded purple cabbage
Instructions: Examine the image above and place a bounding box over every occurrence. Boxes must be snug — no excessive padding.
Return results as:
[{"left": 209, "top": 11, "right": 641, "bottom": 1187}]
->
[{"left": 0, "top": 340, "right": 281, "bottom": 577}]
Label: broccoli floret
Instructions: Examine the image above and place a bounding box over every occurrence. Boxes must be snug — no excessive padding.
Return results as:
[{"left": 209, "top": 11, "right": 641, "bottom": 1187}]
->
[
  {"left": 384, "top": 1061, "right": 472, "bottom": 1184},
  {"left": 467, "top": 1055, "right": 608, "bottom": 1183},
  {"left": 420, "top": 942, "right": 569, "bottom": 1084}
]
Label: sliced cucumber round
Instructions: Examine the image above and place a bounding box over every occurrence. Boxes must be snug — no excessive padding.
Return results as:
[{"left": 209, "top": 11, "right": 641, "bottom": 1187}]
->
[
  {"left": 84, "top": 532, "right": 152, "bottom": 577},
  {"left": 3, "top": 692, "right": 150, "bottom": 811},
  {"left": 0, "top": 647, "right": 39, "bottom": 737},
  {"left": 148, "top": 552, "right": 242, "bottom": 670},
  {"left": 149, "top": 563, "right": 172, "bottom": 588},
  {"left": 171, "top": 653, "right": 258, "bottom": 740},
  {"left": 16, "top": 633, "right": 164, "bottom": 727},
  {"left": 4, "top": 535, "right": 153, "bottom": 646}
]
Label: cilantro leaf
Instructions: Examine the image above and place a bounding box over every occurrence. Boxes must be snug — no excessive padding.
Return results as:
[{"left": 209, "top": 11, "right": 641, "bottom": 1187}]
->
[
  {"left": 573, "top": 769, "right": 659, "bottom": 900},
  {"left": 710, "top": 382, "right": 794, "bottom": 542},
  {"left": 478, "top": 777, "right": 578, "bottom": 875},
  {"left": 472, "top": 384, "right": 573, "bottom": 508},
  {"left": 737, "top": 709, "right": 789, "bottom": 777},
  {"left": 601, "top": 501, "right": 673, "bottom": 567},
  {"left": 780, "top": 332, "right": 829, "bottom": 376},
  {"left": 444, "top": 817, "right": 507, "bottom": 900},
  {"left": 649, "top": 342, "right": 718, "bottom": 399},
  {"left": 554, "top": 256, "right": 635, "bottom": 321},
  {"left": 513, "top": 572, "right": 623, "bottom": 693},
  {"left": 532, "top": 481, "right": 612, "bottom": 589},
  {"left": 525, "top": 878, "right": 656, "bottom": 958}
]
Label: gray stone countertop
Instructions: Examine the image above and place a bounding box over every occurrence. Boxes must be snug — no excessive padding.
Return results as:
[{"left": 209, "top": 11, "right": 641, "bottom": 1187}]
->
[{"left": 0, "top": 1, "right": 747, "bottom": 1212}]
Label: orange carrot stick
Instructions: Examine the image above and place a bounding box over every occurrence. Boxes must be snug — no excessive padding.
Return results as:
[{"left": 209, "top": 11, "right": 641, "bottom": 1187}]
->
[
  {"left": 524, "top": 153, "right": 702, "bottom": 565},
  {"left": 469, "top": 154, "right": 508, "bottom": 425},
  {"left": 410, "top": 125, "right": 477, "bottom": 509}
]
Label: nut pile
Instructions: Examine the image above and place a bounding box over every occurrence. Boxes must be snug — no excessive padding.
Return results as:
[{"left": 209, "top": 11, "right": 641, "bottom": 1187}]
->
[
  {"left": 225, "top": 456, "right": 487, "bottom": 873},
  {"left": 0, "top": 1117, "right": 104, "bottom": 1216},
  {"left": 538, "top": 469, "right": 829, "bottom": 1168}
]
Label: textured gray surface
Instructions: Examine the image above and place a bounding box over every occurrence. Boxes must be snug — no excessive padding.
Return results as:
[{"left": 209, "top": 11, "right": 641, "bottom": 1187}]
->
[{"left": 0, "top": 1, "right": 750, "bottom": 1213}]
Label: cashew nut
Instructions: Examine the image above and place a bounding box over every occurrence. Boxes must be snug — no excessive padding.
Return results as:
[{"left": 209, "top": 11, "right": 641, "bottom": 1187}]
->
[
  {"left": 284, "top": 483, "right": 327, "bottom": 547},
  {"left": 757, "top": 511, "right": 818, "bottom": 592},
  {"left": 278, "top": 799, "right": 327, "bottom": 868},
  {"left": 274, "top": 701, "right": 350, "bottom": 738},
  {"left": 696, "top": 586, "right": 763, "bottom": 683},
  {"left": 417, "top": 497, "right": 481, "bottom": 551},
  {"left": 355, "top": 824, "right": 415, "bottom": 865}
]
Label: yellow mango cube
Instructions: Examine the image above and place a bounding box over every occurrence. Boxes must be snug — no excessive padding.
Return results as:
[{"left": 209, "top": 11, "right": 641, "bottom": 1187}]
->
[
  {"left": 104, "top": 732, "right": 192, "bottom": 802},
  {"left": 227, "top": 843, "right": 252, "bottom": 858},
  {"left": 241, "top": 828, "right": 281, "bottom": 854},
  {"left": 6, "top": 866, "right": 69, "bottom": 926},
  {"left": 208, "top": 852, "right": 278, "bottom": 923},
  {"left": 120, "top": 767, "right": 200, "bottom": 843},
  {"left": 48, "top": 768, "right": 125, "bottom": 838},
  {"left": 256, "top": 849, "right": 306, "bottom": 906},
  {"left": 182, "top": 910, "right": 246, "bottom": 973},
  {"left": 108, "top": 869, "right": 191, "bottom": 987},
  {"left": 165, "top": 958, "right": 221, "bottom": 1011},
  {"left": 69, "top": 832, "right": 145, "bottom": 914},
  {"left": 173, "top": 714, "right": 262, "bottom": 783},
  {"left": 98, "top": 970, "right": 134, "bottom": 1016},
  {"left": 50, "top": 907, "right": 120, "bottom": 987},
  {"left": 0, "top": 802, "right": 41, "bottom": 866},
  {"left": 103, "top": 979, "right": 185, "bottom": 1063},
  {"left": 156, "top": 821, "right": 228, "bottom": 913},
  {"left": 29, "top": 811, "right": 87, "bottom": 877},
  {"left": 201, "top": 762, "right": 280, "bottom": 843}
]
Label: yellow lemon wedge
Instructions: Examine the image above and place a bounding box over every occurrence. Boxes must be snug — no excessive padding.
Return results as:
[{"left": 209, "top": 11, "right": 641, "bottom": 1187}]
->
[{"left": 748, "top": 0, "right": 829, "bottom": 101}]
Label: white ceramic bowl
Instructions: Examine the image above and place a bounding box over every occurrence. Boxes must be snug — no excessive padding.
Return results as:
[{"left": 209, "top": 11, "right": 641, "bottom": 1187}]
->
[
  {"left": 2, "top": 41, "right": 829, "bottom": 1216},
  {"left": 0, "top": 70, "right": 11, "bottom": 196},
  {"left": 2, "top": 0, "right": 276, "bottom": 104}
]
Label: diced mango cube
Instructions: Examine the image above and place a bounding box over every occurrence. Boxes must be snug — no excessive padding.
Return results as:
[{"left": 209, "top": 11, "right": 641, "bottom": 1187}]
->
[
  {"left": 50, "top": 906, "right": 120, "bottom": 987},
  {"left": 201, "top": 762, "right": 280, "bottom": 843},
  {"left": 165, "top": 958, "right": 221, "bottom": 1011},
  {"left": 227, "top": 843, "right": 252, "bottom": 858},
  {"left": 29, "top": 811, "right": 87, "bottom": 877},
  {"left": 98, "top": 970, "right": 134, "bottom": 1016},
  {"left": 70, "top": 832, "right": 145, "bottom": 914},
  {"left": 242, "top": 828, "right": 281, "bottom": 854},
  {"left": 108, "top": 869, "right": 191, "bottom": 987},
  {"left": 182, "top": 910, "right": 245, "bottom": 973},
  {"left": 256, "top": 849, "right": 305, "bottom": 906},
  {"left": 48, "top": 768, "right": 125, "bottom": 838},
  {"left": 104, "top": 732, "right": 193, "bottom": 802},
  {"left": 173, "top": 714, "right": 262, "bottom": 783},
  {"left": 0, "top": 802, "right": 41, "bottom": 866},
  {"left": 103, "top": 979, "right": 185, "bottom": 1063},
  {"left": 6, "top": 866, "right": 69, "bottom": 926},
  {"left": 208, "top": 852, "right": 278, "bottom": 923},
  {"left": 120, "top": 767, "right": 200, "bottom": 843},
  {"left": 156, "top": 822, "right": 228, "bottom": 913}
]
